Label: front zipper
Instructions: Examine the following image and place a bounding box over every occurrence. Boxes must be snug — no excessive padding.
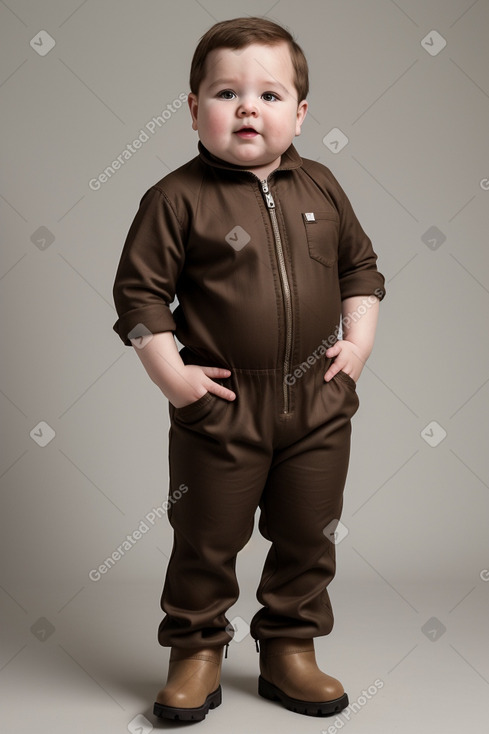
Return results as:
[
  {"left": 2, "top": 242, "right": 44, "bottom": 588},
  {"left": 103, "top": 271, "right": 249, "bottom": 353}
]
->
[{"left": 260, "top": 179, "right": 292, "bottom": 414}]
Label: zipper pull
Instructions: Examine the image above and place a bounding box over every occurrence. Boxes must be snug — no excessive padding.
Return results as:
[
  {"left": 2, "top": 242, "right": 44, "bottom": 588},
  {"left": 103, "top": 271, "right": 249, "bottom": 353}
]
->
[{"left": 260, "top": 179, "right": 275, "bottom": 209}]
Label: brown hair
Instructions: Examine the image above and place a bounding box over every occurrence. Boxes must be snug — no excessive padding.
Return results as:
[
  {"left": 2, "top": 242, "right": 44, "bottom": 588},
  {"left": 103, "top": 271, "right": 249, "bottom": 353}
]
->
[{"left": 189, "top": 16, "right": 309, "bottom": 103}]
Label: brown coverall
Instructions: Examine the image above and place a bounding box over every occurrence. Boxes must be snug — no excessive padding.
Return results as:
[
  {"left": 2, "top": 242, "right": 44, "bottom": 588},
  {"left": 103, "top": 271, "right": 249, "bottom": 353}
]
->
[{"left": 112, "top": 142, "right": 385, "bottom": 648}]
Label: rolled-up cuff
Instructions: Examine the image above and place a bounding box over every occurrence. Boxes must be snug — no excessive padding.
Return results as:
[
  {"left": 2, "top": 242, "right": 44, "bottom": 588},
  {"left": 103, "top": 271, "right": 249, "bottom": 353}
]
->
[
  {"left": 340, "top": 273, "right": 386, "bottom": 302},
  {"left": 112, "top": 304, "right": 176, "bottom": 346}
]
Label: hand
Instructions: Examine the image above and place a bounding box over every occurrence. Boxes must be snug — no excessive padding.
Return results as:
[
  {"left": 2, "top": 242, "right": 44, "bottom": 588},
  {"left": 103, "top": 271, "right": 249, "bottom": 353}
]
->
[
  {"left": 324, "top": 340, "right": 367, "bottom": 383},
  {"left": 169, "top": 364, "right": 236, "bottom": 408}
]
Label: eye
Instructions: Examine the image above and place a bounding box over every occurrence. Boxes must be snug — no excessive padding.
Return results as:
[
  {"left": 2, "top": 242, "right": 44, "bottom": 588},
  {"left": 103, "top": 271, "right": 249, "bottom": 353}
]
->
[
  {"left": 262, "top": 92, "right": 279, "bottom": 102},
  {"left": 216, "top": 89, "right": 236, "bottom": 100}
]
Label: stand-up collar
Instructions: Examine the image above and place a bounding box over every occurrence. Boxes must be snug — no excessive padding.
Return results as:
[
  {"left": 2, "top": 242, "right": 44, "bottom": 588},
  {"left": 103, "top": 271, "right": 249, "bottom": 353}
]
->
[{"left": 197, "top": 140, "right": 303, "bottom": 174}]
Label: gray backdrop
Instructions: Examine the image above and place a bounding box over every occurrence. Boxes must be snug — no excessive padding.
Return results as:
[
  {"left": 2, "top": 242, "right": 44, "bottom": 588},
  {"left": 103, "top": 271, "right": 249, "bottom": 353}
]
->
[{"left": 1, "top": 1, "right": 488, "bottom": 732}]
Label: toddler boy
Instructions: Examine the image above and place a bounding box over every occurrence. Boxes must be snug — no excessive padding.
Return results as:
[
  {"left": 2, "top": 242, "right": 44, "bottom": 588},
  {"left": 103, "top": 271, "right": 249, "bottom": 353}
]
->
[{"left": 112, "top": 16, "right": 385, "bottom": 722}]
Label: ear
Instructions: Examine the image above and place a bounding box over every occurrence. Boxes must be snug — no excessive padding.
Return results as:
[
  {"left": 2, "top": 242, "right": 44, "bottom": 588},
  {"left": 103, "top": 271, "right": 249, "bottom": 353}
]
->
[
  {"left": 188, "top": 93, "right": 199, "bottom": 131},
  {"left": 295, "top": 99, "right": 308, "bottom": 136}
]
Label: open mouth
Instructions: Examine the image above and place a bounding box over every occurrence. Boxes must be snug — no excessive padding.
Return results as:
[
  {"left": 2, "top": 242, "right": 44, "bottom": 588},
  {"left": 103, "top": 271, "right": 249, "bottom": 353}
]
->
[{"left": 235, "top": 127, "right": 259, "bottom": 137}]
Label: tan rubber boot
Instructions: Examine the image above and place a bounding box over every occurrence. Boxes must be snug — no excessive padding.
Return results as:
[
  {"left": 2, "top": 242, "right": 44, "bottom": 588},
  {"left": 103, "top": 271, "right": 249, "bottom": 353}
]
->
[
  {"left": 153, "top": 645, "right": 225, "bottom": 721},
  {"left": 258, "top": 637, "right": 348, "bottom": 716}
]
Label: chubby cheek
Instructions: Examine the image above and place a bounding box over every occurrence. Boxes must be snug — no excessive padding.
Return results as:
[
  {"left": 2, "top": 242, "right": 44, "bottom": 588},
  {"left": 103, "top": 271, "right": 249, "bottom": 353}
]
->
[
  {"left": 200, "top": 105, "right": 231, "bottom": 139},
  {"left": 267, "top": 118, "right": 296, "bottom": 146}
]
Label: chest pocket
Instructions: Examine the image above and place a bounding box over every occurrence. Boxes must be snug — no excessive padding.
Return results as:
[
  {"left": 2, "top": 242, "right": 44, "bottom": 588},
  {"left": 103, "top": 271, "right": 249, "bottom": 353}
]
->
[{"left": 302, "top": 211, "right": 339, "bottom": 267}]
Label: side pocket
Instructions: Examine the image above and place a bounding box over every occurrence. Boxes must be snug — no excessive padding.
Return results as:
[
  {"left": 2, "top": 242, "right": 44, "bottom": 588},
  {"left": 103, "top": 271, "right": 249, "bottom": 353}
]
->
[
  {"left": 334, "top": 369, "right": 357, "bottom": 391},
  {"left": 303, "top": 211, "right": 340, "bottom": 267},
  {"left": 172, "top": 391, "right": 216, "bottom": 423}
]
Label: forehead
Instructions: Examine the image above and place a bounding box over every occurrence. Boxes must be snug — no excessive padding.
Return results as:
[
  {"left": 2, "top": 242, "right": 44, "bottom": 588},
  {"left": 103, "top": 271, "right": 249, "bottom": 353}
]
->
[{"left": 202, "top": 42, "right": 295, "bottom": 88}]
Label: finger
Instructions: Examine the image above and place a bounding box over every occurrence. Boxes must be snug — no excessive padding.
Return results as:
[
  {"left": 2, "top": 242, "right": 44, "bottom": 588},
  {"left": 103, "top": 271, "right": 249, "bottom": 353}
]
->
[
  {"left": 201, "top": 367, "right": 235, "bottom": 400},
  {"left": 200, "top": 366, "right": 232, "bottom": 378},
  {"left": 325, "top": 343, "right": 341, "bottom": 357},
  {"left": 324, "top": 362, "right": 346, "bottom": 382},
  {"left": 206, "top": 381, "right": 236, "bottom": 401}
]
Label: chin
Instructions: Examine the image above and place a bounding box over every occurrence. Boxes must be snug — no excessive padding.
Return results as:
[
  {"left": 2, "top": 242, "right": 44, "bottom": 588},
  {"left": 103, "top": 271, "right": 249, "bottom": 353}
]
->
[{"left": 233, "top": 148, "right": 266, "bottom": 161}]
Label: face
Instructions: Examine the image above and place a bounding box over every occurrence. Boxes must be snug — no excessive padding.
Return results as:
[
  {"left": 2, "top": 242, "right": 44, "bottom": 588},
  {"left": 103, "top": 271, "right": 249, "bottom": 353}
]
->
[{"left": 188, "top": 42, "right": 308, "bottom": 178}]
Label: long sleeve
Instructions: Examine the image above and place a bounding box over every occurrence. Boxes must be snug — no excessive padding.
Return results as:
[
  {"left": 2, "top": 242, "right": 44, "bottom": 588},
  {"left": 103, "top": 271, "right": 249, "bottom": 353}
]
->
[
  {"left": 301, "top": 159, "right": 386, "bottom": 302},
  {"left": 112, "top": 186, "right": 186, "bottom": 346},
  {"left": 334, "top": 180, "right": 386, "bottom": 301}
]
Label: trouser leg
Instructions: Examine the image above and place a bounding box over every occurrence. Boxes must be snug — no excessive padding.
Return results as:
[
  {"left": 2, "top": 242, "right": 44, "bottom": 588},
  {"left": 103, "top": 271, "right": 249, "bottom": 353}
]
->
[
  {"left": 157, "top": 385, "right": 272, "bottom": 648},
  {"left": 250, "top": 365, "right": 359, "bottom": 641}
]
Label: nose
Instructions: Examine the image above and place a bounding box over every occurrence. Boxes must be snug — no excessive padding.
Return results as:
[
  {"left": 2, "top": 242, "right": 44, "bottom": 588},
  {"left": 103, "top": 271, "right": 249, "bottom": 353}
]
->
[{"left": 237, "top": 98, "right": 257, "bottom": 117}]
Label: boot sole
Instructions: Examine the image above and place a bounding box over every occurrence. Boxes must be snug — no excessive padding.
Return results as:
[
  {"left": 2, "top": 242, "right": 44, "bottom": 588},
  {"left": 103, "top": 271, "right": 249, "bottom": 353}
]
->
[
  {"left": 153, "top": 685, "right": 221, "bottom": 721},
  {"left": 258, "top": 676, "right": 349, "bottom": 717}
]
